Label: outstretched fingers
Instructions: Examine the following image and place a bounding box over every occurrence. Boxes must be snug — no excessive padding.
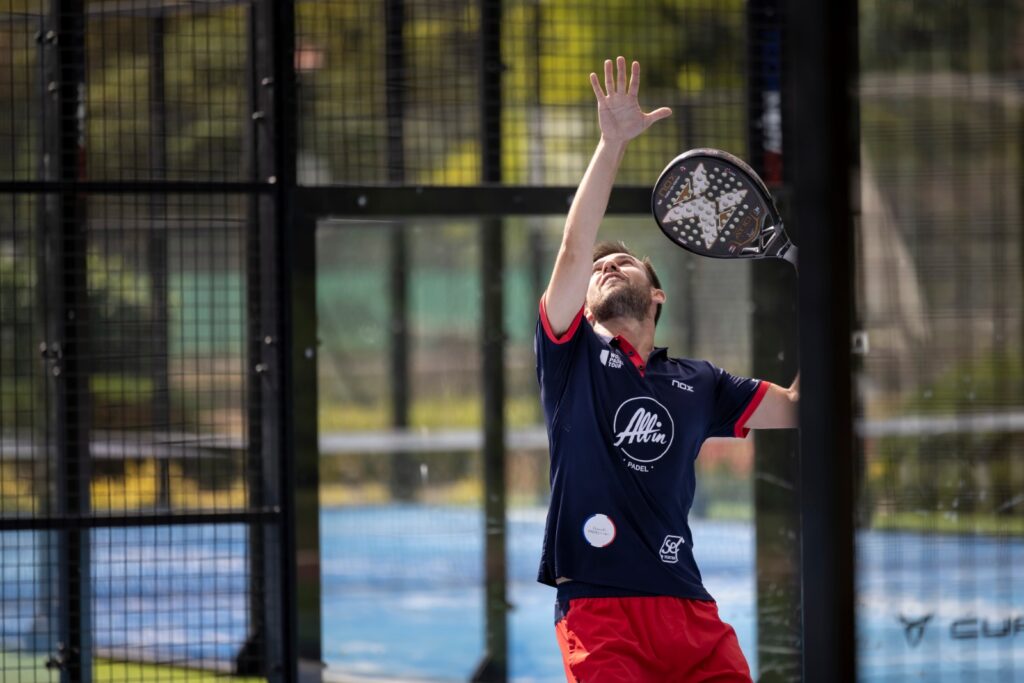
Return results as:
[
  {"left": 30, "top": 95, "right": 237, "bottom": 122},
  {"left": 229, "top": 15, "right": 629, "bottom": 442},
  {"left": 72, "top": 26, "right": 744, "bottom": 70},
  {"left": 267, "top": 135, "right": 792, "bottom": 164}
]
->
[
  {"left": 627, "top": 60, "right": 640, "bottom": 97},
  {"left": 590, "top": 72, "right": 604, "bottom": 100},
  {"left": 615, "top": 56, "right": 627, "bottom": 94},
  {"left": 603, "top": 58, "right": 614, "bottom": 96}
]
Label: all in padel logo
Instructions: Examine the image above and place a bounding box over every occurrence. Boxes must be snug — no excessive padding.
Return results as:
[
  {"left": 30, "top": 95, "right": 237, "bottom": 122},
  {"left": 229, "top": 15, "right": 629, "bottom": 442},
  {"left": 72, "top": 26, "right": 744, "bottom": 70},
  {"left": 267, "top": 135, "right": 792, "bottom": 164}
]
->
[{"left": 612, "top": 397, "right": 675, "bottom": 471}]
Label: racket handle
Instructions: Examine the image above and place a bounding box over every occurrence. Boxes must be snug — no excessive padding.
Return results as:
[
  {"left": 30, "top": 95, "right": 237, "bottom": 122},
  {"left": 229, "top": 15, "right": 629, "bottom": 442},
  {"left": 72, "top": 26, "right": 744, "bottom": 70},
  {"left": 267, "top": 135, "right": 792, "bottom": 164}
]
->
[{"left": 779, "top": 243, "right": 799, "bottom": 272}]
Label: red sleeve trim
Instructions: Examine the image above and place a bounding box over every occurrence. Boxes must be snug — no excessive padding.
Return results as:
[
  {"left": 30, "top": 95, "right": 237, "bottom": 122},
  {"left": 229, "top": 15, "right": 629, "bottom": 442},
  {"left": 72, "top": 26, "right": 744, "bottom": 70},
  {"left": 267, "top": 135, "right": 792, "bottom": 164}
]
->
[
  {"left": 539, "top": 296, "right": 584, "bottom": 345},
  {"left": 734, "top": 380, "right": 770, "bottom": 438}
]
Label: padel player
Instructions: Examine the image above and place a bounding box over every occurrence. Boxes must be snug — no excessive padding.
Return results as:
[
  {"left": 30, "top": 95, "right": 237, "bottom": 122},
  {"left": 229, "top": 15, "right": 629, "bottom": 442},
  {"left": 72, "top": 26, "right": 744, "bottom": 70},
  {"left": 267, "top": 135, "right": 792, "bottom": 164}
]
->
[{"left": 536, "top": 57, "right": 799, "bottom": 682}]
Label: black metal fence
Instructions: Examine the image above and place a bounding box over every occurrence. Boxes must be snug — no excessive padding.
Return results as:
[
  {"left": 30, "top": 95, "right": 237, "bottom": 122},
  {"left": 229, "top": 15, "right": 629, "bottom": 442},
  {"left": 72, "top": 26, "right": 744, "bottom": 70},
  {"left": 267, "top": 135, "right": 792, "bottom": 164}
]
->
[
  {"left": 2, "top": 0, "right": 1022, "bottom": 682},
  {"left": 1, "top": 1, "right": 293, "bottom": 681}
]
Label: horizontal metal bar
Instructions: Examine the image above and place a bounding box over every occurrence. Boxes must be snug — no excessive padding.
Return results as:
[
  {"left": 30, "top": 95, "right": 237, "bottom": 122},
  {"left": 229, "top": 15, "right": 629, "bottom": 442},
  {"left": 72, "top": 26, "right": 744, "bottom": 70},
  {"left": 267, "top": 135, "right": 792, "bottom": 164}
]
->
[
  {"left": 856, "top": 410, "right": 1024, "bottom": 438},
  {"left": 0, "top": 507, "right": 281, "bottom": 531},
  {"left": 1, "top": 432, "right": 244, "bottom": 461},
  {"left": 295, "top": 185, "right": 652, "bottom": 218},
  {"left": 0, "top": 0, "right": 251, "bottom": 22},
  {"left": 10, "top": 409, "right": 1014, "bottom": 466},
  {"left": 0, "top": 180, "right": 273, "bottom": 194},
  {"left": 320, "top": 427, "right": 549, "bottom": 455}
]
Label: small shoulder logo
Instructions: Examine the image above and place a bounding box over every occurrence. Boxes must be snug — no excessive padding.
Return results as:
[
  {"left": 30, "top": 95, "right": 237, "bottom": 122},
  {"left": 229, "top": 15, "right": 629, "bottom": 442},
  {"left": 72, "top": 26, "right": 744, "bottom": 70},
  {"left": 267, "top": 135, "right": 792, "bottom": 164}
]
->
[
  {"left": 599, "top": 349, "right": 624, "bottom": 369},
  {"left": 899, "top": 614, "right": 933, "bottom": 648},
  {"left": 659, "top": 535, "right": 685, "bottom": 563},
  {"left": 671, "top": 379, "right": 694, "bottom": 392}
]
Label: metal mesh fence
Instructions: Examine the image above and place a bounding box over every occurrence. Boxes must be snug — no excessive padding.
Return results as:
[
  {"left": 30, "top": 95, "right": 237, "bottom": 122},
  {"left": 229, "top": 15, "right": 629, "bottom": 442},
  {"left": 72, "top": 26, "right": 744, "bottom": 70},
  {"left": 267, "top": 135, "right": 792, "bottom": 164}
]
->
[
  {"left": 8, "top": 0, "right": 1021, "bottom": 681},
  {"left": 857, "top": 1, "right": 1024, "bottom": 680},
  {"left": 83, "top": 4, "right": 251, "bottom": 183},
  {"left": 295, "top": 0, "right": 749, "bottom": 186},
  {"left": 1, "top": 1, "right": 280, "bottom": 680},
  {"left": 0, "top": 193, "right": 272, "bottom": 680}
]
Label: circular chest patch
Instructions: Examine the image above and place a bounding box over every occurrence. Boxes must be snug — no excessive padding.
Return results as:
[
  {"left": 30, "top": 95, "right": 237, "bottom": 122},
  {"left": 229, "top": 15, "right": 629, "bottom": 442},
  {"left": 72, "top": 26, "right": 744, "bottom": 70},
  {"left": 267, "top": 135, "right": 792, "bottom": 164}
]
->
[
  {"left": 582, "top": 514, "right": 616, "bottom": 548},
  {"left": 612, "top": 396, "right": 675, "bottom": 463}
]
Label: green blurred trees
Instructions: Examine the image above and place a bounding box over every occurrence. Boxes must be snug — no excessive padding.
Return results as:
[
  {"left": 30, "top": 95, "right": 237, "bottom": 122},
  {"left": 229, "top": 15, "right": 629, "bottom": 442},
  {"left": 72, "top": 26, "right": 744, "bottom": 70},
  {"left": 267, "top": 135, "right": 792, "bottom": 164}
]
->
[{"left": 1, "top": 1, "right": 1021, "bottom": 184}]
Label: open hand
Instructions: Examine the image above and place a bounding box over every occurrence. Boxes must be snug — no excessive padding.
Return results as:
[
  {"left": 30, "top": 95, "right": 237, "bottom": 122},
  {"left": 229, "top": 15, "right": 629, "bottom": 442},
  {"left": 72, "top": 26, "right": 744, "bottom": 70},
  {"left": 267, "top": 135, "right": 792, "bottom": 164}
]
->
[{"left": 590, "top": 57, "right": 672, "bottom": 144}]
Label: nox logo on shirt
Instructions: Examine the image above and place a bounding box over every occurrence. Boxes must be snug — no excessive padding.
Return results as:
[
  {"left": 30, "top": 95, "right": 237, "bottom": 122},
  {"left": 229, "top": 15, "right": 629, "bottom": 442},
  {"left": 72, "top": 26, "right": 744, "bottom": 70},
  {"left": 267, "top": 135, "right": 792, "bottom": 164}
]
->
[{"left": 612, "top": 397, "right": 675, "bottom": 470}]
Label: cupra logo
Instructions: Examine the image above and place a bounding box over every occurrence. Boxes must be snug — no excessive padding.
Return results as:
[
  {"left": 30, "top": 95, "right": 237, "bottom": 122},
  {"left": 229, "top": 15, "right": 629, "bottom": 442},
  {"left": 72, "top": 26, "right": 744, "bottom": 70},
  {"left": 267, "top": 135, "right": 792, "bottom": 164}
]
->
[{"left": 899, "top": 614, "right": 933, "bottom": 648}]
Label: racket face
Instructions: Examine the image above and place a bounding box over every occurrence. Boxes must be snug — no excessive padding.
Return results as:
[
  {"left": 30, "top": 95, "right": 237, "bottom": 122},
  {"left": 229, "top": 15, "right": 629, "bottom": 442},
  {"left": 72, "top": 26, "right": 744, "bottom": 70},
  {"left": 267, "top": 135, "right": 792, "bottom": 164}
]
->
[{"left": 651, "top": 149, "right": 788, "bottom": 261}]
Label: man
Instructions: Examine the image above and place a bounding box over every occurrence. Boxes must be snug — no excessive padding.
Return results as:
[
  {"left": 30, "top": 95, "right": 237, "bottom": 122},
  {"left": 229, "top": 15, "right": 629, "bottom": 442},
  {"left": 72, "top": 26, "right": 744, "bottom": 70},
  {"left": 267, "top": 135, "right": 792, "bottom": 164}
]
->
[{"left": 535, "top": 57, "right": 799, "bottom": 682}]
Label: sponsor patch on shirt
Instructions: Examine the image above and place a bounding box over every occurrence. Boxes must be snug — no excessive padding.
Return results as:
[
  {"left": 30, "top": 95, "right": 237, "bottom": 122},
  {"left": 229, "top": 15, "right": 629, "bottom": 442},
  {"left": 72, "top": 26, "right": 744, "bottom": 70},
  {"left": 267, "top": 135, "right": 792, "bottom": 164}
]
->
[
  {"left": 599, "top": 349, "right": 624, "bottom": 369},
  {"left": 612, "top": 397, "right": 675, "bottom": 471},
  {"left": 659, "top": 535, "right": 685, "bottom": 563},
  {"left": 582, "top": 514, "right": 616, "bottom": 548}
]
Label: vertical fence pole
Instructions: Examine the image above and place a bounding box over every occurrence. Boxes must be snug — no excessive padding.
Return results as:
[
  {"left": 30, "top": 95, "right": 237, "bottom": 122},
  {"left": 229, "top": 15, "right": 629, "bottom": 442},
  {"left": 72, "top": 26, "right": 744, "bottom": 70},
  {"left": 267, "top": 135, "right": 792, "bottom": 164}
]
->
[
  {"left": 473, "top": 1, "right": 508, "bottom": 681},
  {"left": 147, "top": 16, "right": 171, "bottom": 511},
  {"left": 747, "top": 1, "right": 802, "bottom": 680},
  {"left": 784, "top": 0, "right": 859, "bottom": 680},
  {"left": 254, "top": 1, "right": 322, "bottom": 681},
  {"left": 244, "top": 3, "right": 273, "bottom": 678},
  {"left": 41, "top": 1, "right": 91, "bottom": 680},
  {"left": 385, "top": 0, "right": 415, "bottom": 501}
]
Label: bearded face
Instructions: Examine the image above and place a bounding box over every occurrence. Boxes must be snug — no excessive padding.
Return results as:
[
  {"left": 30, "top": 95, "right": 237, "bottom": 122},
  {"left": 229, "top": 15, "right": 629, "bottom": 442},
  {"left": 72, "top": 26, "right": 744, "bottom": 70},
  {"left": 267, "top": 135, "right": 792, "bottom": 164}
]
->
[{"left": 586, "top": 275, "right": 653, "bottom": 324}]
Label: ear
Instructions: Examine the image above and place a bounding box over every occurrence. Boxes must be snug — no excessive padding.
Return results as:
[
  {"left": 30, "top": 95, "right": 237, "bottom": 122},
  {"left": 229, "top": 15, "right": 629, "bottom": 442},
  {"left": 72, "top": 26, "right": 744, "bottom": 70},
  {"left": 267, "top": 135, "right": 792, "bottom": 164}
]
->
[
  {"left": 651, "top": 288, "right": 666, "bottom": 305},
  {"left": 584, "top": 306, "right": 596, "bottom": 324}
]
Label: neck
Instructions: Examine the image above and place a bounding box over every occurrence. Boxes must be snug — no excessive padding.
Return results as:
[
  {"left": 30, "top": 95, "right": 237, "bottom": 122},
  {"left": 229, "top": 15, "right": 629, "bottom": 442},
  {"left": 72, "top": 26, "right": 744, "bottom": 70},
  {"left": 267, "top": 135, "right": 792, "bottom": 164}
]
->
[{"left": 592, "top": 316, "right": 656, "bottom": 360}]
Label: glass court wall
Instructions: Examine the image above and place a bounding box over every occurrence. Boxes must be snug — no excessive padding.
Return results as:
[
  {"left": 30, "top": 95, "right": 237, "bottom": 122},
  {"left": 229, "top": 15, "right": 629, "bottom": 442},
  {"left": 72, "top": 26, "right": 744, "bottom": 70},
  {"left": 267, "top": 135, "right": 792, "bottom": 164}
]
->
[{"left": 856, "top": 1, "right": 1024, "bottom": 681}]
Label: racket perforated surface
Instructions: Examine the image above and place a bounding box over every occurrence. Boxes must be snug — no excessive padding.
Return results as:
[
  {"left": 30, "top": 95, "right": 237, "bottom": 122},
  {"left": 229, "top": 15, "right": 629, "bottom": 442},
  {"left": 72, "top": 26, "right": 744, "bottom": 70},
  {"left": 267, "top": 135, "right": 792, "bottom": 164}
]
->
[{"left": 651, "top": 148, "right": 797, "bottom": 269}]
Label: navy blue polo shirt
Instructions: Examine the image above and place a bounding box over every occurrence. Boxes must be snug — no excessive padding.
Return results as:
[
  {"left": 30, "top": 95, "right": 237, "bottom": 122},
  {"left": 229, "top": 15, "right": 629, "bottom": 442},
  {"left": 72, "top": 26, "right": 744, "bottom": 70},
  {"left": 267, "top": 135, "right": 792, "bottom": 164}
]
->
[{"left": 534, "top": 299, "right": 768, "bottom": 603}]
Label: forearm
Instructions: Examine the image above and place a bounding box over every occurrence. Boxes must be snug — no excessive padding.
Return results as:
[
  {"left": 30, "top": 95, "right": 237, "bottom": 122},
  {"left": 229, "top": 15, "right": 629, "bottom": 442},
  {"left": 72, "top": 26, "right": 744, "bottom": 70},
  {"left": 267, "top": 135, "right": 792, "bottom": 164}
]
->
[
  {"left": 542, "top": 57, "right": 670, "bottom": 333},
  {"left": 544, "top": 136, "right": 627, "bottom": 328},
  {"left": 745, "top": 377, "right": 800, "bottom": 430},
  {"left": 562, "top": 136, "right": 627, "bottom": 254}
]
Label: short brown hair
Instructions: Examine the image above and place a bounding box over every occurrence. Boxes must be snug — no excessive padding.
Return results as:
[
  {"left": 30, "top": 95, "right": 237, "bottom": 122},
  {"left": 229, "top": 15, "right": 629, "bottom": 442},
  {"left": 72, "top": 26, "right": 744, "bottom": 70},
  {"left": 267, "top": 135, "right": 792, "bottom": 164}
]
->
[{"left": 592, "top": 240, "right": 663, "bottom": 324}]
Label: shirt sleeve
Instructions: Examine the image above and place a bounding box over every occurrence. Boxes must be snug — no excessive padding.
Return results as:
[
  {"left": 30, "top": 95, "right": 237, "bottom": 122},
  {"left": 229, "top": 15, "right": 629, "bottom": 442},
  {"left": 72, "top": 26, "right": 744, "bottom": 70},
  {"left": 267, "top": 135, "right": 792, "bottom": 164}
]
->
[
  {"left": 534, "top": 297, "right": 586, "bottom": 412},
  {"left": 705, "top": 362, "right": 770, "bottom": 439}
]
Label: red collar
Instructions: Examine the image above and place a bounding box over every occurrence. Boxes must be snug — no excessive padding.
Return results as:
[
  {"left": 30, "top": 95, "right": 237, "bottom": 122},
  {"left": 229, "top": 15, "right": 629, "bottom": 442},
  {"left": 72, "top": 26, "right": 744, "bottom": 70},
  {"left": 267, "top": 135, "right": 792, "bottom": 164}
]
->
[{"left": 612, "top": 336, "right": 647, "bottom": 376}]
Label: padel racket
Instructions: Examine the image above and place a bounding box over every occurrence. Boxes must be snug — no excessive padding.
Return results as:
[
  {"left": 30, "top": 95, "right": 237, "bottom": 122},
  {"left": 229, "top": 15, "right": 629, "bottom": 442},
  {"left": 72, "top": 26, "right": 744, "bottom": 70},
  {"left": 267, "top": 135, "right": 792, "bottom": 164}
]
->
[{"left": 651, "top": 148, "right": 798, "bottom": 270}]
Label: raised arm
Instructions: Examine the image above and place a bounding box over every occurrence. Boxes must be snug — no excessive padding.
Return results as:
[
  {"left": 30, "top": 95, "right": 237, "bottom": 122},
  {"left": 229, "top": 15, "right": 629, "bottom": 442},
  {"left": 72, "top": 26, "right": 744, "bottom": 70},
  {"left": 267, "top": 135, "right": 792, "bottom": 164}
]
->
[{"left": 542, "top": 57, "right": 672, "bottom": 335}]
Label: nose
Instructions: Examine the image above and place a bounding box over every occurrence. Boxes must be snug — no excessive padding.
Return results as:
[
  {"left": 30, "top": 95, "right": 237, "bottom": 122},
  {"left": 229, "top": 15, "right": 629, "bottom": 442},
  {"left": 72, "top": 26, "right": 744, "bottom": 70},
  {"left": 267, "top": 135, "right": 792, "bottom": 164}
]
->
[{"left": 601, "top": 260, "right": 619, "bottom": 273}]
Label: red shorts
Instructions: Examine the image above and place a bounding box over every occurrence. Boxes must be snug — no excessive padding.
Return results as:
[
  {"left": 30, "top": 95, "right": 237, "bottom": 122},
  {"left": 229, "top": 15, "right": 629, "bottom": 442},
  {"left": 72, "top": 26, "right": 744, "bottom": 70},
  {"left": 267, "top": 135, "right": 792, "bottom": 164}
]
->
[{"left": 554, "top": 596, "right": 752, "bottom": 683}]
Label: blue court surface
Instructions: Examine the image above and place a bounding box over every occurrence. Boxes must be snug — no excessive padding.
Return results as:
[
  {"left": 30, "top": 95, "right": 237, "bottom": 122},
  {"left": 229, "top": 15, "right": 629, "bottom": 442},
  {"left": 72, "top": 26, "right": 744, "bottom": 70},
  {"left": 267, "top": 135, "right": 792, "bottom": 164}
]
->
[{"left": 2, "top": 506, "right": 1023, "bottom": 681}]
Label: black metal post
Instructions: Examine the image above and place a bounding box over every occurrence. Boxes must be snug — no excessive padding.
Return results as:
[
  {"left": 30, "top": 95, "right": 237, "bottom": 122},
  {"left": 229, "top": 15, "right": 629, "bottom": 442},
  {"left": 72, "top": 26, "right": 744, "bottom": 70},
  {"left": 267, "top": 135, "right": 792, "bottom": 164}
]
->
[
  {"left": 148, "top": 15, "right": 172, "bottom": 511},
  {"left": 747, "top": 2, "right": 802, "bottom": 680},
  {"left": 41, "top": 1, "right": 92, "bottom": 680},
  {"left": 747, "top": 2, "right": 784, "bottom": 187},
  {"left": 472, "top": 1, "right": 508, "bottom": 681},
  {"left": 784, "top": 0, "right": 859, "bottom": 680},
  {"left": 241, "top": 3, "right": 273, "bottom": 677},
  {"left": 526, "top": 0, "right": 545, "bottom": 310},
  {"left": 253, "top": 1, "right": 320, "bottom": 681},
  {"left": 385, "top": 0, "right": 416, "bottom": 501},
  {"left": 749, "top": 260, "right": 800, "bottom": 683}
]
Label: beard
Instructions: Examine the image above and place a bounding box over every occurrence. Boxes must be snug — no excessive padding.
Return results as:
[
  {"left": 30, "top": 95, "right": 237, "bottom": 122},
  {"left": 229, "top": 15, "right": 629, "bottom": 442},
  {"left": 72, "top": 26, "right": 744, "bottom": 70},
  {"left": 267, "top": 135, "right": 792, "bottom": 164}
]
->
[{"left": 587, "top": 279, "right": 652, "bottom": 324}]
